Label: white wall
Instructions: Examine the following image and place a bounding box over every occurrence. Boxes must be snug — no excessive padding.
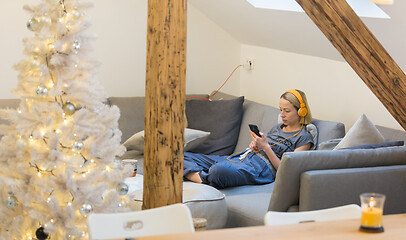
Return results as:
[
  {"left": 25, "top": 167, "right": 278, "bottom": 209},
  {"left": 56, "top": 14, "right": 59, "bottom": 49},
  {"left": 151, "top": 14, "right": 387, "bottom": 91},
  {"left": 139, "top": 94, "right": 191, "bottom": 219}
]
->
[
  {"left": 186, "top": 3, "right": 241, "bottom": 95},
  {"left": 0, "top": 1, "right": 240, "bottom": 98},
  {"left": 2, "top": 1, "right": 401, "bottom": 130},
  {"left": 240, "top": 44, "right": 403, "bottom": 131},
  {"left": 0, "top": 1, "right": 31, "bottom": 98}
]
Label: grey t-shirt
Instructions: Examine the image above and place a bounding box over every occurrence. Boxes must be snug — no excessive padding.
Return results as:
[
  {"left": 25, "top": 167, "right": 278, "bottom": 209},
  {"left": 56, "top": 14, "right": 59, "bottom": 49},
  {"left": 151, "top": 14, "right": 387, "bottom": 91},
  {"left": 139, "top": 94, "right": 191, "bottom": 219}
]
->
[{"left": 266, "top": 123, "right": 314, "bottom": 159}]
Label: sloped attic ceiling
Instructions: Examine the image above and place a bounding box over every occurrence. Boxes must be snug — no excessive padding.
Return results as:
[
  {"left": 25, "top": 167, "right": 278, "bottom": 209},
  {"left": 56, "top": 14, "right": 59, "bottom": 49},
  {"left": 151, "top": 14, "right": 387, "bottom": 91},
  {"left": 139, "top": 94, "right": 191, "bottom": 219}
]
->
[{"left": 189, "top": 0, "right": 406, "bottom": 71}]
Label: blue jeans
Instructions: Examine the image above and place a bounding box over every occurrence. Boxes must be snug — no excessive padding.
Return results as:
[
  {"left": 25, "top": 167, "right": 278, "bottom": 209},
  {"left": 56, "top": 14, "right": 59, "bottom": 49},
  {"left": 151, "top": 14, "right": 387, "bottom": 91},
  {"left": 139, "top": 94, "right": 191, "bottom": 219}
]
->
[{"left": 183, "top": 151, "right": 274, "bottom": 189}]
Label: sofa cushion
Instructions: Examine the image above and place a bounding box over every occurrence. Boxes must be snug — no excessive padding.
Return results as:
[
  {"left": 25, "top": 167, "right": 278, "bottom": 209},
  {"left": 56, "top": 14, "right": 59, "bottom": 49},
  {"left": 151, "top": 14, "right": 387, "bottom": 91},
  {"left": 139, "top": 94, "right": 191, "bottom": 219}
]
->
[
  {"left": 376, "top": 125, "right": 406, "bottom": 142},
  {"left": 334, "top": 114, "right": 385, "bottom": 150},
  {"left": 185, "top": 96, "right": 244, "bottom": 155},
  {"left": 311, "top": 119, "right": 345, "bottom": 145},
  {"left": 234, "top": 100, "right": 280, "bottom": 153},
  {"left": 268, "top": 146, "right": 406, "bottom": 212},
  {"left": 123, "top": 128, "right": 210, "bottom": 153}
]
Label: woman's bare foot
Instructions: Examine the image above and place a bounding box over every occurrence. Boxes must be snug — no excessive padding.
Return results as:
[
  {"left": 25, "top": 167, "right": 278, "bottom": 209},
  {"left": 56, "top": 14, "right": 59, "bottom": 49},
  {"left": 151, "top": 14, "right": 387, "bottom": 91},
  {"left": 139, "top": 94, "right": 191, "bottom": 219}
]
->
[{"left": 185, "top": 172, "right": 202, "bottom": 183}]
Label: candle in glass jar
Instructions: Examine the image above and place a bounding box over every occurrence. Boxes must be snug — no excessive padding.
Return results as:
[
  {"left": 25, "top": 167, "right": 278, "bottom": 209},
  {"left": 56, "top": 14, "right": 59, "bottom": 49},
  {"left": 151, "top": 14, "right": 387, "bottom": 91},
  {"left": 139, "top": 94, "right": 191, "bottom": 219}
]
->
[
  {"left": 361, "top": 207, "right": 383, "bottom": 227},
  {"left": 359, "top": 193, "right": 385, "bottom": 232}
]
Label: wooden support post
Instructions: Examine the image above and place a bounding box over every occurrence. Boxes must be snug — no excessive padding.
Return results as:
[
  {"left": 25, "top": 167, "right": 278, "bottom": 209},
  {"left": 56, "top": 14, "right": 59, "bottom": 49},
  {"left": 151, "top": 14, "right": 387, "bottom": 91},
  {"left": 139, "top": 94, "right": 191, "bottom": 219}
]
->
[
  {"left": 296, "top": 0, "right": 406, "bottom": 130},
  {"left": 143, "top": 0, "right": 187, "bottom": 209}
]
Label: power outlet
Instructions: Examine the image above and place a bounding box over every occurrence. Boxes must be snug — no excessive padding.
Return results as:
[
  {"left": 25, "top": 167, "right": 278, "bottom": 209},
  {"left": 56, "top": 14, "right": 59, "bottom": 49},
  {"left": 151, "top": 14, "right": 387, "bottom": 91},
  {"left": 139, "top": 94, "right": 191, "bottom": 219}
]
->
[{"left": 243, "top": 59, "right": 255, "bottom": 70}]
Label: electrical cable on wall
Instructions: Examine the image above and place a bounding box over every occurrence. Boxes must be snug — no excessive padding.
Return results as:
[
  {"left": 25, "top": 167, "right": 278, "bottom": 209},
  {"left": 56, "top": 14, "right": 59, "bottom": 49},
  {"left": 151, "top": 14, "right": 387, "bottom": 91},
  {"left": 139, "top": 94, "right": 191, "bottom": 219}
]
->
[{"left": 186, "top": 64, "right": 243, "bottom": 101}]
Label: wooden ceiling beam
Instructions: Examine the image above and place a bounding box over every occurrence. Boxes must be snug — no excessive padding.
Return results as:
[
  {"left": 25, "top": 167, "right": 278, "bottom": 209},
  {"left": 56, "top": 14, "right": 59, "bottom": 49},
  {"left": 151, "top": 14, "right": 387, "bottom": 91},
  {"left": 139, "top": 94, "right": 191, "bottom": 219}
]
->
[{"left": 296, "top": 0, "right": 406, "bottom": 130}]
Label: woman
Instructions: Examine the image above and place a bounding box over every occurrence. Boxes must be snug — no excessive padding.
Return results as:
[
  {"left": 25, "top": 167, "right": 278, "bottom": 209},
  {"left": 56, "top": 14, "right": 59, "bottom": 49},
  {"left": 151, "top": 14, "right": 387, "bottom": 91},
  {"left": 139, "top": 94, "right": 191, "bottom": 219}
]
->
[{"left": 183, "top": 89, "right": 314, "bottom": 189}]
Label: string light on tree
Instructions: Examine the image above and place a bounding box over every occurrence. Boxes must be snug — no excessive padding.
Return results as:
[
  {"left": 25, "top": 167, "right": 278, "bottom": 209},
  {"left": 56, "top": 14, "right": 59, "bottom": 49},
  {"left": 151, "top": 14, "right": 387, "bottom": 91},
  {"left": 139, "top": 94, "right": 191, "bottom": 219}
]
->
[
  {"left": 16, "top": 136, "right": 29, "bottom": 151},
  {"left": 39, "top": 15, "right": 52, "bottom": 25}
]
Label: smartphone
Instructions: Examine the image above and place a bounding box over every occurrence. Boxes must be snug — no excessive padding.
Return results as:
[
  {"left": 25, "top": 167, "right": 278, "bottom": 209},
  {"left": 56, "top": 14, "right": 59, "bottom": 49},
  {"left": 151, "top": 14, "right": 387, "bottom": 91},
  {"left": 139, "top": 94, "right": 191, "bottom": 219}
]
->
[{"left": 249, "top": 124, "right": 261, "bottom": 137}]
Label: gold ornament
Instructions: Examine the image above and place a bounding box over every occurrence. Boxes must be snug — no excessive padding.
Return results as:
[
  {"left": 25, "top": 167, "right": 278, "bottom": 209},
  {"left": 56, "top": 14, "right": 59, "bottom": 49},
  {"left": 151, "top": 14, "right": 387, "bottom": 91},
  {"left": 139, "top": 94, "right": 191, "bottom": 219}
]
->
[
  {"left": 62, "top": 101, "right": 76, "bottom": 115},
  {"left": 27, "top": 18, "right": 40, "bottom": 31}
]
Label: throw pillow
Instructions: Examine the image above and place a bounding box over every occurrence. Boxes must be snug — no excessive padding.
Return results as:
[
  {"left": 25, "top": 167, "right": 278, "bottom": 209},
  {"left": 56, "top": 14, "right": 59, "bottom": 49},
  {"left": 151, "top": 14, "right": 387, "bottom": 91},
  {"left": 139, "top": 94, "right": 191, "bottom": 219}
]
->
[
  {"left": 333, "top": 114, "right": 385, "bottom": 150},
  {"left": 318, "top": 138, "right": 342, "bottom": 150},
  {"left": 123, "top": 128, "right": 210, "bottom": 153},
  {"left": 123, "top": 130, "right": 144, "bottom": 152},
  {"left": 340, "top": 140, "right": 404, "bottom": 150},
  {"left": 184, "top": 128, "right": 211, "bottom": 152},
  {"left": 306, "top": 123, "right": 318, "bottom": 150},
  {"left": 186, "top": 96, "right": 244, "bottom": 155}
]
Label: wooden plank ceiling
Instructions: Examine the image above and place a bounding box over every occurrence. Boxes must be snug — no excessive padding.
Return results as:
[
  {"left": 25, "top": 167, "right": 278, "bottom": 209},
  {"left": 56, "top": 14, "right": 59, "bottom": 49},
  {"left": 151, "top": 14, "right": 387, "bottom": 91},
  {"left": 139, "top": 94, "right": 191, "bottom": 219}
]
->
[{"left": 296, "top": 0, "right": 406, "bottom": 130}]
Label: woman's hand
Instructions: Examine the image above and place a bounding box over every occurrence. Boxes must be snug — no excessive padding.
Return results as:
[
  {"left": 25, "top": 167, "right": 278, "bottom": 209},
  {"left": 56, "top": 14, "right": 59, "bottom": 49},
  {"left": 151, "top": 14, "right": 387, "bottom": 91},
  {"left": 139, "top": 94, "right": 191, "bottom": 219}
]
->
[
  {"left": 249, "top": 140, "right": 260, "bottom": 151},
  {"left": 250, "top": 131, "right": 270, "bottom": 151}
]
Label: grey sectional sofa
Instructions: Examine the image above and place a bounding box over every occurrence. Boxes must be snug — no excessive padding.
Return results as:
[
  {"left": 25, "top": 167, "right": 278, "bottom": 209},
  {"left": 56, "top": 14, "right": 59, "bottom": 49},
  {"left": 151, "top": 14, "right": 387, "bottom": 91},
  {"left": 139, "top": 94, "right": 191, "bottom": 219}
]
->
[
  {"left": 109, "top": 92, "right": 406, "bottom": 228},
  {"left": 208, "top": 93, "right": 406, "bottom": 227}
]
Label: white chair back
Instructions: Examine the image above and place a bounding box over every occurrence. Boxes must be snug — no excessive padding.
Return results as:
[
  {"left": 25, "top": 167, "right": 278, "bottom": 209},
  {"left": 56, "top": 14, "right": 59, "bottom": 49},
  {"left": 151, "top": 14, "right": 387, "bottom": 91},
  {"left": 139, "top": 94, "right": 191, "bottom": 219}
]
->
[
  {"left": 87, "top": 203, "right": 195, "bottom": 240},
  {"left": 264, "top": 204, "right": 361, "bottom": 226}
]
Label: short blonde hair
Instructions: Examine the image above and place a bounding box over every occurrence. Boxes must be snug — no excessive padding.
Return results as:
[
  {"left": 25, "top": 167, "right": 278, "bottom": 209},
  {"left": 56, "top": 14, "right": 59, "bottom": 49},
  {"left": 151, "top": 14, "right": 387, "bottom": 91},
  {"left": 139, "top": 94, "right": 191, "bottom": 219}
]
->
[{"left": 280, "top": 89, "right": 312, "bottom": 125}]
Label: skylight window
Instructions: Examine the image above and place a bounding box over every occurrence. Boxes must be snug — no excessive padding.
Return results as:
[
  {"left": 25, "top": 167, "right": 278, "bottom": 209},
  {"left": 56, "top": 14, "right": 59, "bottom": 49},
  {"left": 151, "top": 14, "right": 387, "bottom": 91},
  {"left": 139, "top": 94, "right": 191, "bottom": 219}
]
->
[{"left": 247, "top": 0, "right": 390, "bottom": 19}]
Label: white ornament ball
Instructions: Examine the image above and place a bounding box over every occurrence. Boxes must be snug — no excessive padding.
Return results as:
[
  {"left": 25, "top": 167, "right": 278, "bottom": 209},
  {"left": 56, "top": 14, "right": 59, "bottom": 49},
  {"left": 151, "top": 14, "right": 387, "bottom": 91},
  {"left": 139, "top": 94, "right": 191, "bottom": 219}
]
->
[
  {"left": 30, "top": 59, "right": 41, "bottom": 68},
  {"left": 117, "top": 182, "right": 129, "bottom": 195},
  {"left": 36, "top": 84, "right": 48, "bottom": 96},
  {"left": 27, "top": 18, "right": 40, "bottom": 31},
  {"left": 70, "top": 10, "right": 82, "bottom": 20},
  {"left": 72, "top": 141, "right": 84, "bottom": 152},
  {"left": 80, "top": 203, "right": 93, "bottom": 216},
  {"left": 6, "top": 195, "right": 18, "bottom": 209},
  {"left": 72, "top": 40, "right": 81, "bottom": 53},
  {"left": 108, "top": 128, "right": 115, "bottom": 138},
  {"left": 62, "top": 101, "right": 76, "bottom": 115},
  {"left": 16, "top": 138, "right": 28, "bottom": 150}
]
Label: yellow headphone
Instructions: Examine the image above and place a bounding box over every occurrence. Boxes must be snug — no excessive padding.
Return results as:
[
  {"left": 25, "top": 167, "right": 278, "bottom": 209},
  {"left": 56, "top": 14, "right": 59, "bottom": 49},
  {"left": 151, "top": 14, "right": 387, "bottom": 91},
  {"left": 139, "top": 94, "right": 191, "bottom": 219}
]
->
[{"left": 285, "top": 89, "right": 307, "bottom": 117}]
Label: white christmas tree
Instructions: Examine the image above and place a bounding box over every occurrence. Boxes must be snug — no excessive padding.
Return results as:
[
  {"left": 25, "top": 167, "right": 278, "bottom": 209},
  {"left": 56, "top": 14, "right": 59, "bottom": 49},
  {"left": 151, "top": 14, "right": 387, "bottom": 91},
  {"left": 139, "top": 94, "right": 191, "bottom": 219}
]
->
[{"left": 0, "top": 0, "right": 132, "bottom": 239}]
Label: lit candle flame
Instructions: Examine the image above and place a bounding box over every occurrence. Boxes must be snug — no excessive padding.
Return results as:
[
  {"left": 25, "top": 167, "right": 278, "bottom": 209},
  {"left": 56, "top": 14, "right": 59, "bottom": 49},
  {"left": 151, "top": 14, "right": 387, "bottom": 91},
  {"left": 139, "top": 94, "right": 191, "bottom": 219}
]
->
[{"left": 368, "top": 197, "right": 376, "bottom": 209}]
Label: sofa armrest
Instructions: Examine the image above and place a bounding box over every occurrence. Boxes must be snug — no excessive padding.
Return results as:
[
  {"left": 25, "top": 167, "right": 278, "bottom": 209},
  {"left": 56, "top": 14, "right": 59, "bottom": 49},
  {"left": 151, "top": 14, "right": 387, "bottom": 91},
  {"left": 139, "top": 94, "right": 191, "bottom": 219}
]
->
[
  {"left": 299, "top": 165, "right": 406, "bottom": 214},
  {"left": 268, "top": 146, "right": 406, "bottom": 212}
]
